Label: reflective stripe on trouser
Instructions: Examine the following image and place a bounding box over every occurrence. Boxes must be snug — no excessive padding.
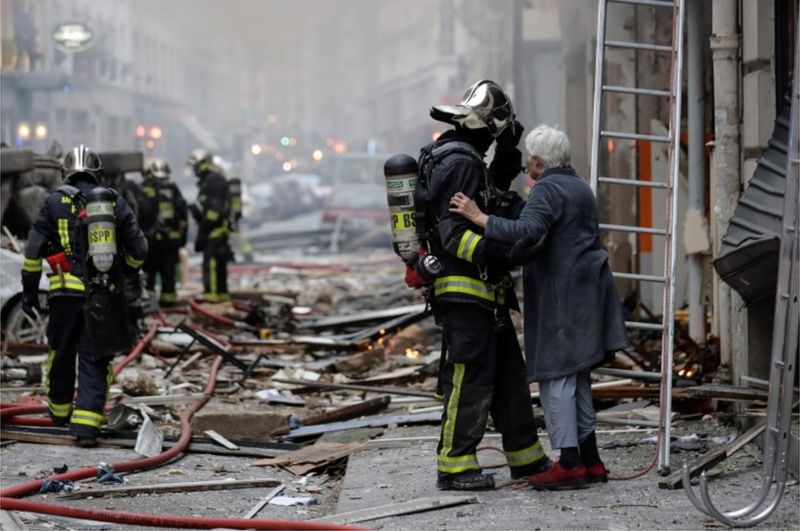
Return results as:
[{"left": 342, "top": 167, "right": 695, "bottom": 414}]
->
[
  {"left": 437, "top": 303, "right": 542, "bottom": 476},
  {"left": 202, "top": 246, "right": 229, "bottom": 301},
  {"left": 46, "top": 297, "right": 113, "bottom": 436}
]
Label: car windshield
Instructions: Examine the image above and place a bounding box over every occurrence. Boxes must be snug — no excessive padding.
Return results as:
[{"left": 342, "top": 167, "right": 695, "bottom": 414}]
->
[{"left": 328, "top": 186, "right": 386, "bottom": 208}]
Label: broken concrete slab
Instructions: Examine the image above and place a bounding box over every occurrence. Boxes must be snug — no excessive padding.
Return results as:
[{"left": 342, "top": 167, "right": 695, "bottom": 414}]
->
[{"left": 192, "top": 411, "right": 288, "bottom": 442}]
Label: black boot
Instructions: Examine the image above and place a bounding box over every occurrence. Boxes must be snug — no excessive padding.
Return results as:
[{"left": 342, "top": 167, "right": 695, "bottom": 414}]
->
[
  {"left": 510, "top": 455, "right": 553, "bottom": 479},
  {"left": 437, "top": 470, "right": 495, "bottom": 490},
  {"left": 72, "top": 427, "right": 98, "bottom": 448}
]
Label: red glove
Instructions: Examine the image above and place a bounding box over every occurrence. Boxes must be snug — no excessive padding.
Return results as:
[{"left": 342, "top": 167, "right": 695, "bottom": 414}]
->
[{"left": 405, "top": 265, "right": 426, "bottom": 289}]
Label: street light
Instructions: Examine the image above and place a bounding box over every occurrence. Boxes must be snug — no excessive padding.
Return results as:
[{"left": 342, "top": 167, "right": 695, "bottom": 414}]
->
[
  {"left": 17, "top": 122, "right": 31, "bottom": 141},
  {"left": 136, "top": 125, "right": 146, "bottom": 137},
  {"left": 35, "top": 123, "right": 48, "bottom": 140},
  {"left": 312, "top": 149, "right": 324, "bottom": 161},
  {"left": 149, "top": 126, "right": 162, "bottom": 139},
  {"left": 251, "top": 144, "right": 262, "bottom": 156}
]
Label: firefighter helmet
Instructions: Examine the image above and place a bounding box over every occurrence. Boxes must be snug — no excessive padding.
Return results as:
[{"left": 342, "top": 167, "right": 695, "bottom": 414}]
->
[
  {"left": 62, "top": 145, "right": 102, "bottom": 184},
  {"left": 186, "top": 148, "right": 212, "bottom": 175},
  {"left": 145, "top": 158, "right": 171, "bottom": 179},
  {"left": 430, "top": 80, "right": 515, "bottom": 138}
]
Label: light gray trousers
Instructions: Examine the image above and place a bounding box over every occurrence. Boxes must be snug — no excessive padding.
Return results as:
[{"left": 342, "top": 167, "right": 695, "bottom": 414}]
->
[{"left": 538, "top": 369, "right": 596, "bottom": 450}]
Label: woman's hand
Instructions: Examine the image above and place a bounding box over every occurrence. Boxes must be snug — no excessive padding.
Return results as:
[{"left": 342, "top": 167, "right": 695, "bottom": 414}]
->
[{"left": 449, "top": 192, "right": 489, "bottom": 228}]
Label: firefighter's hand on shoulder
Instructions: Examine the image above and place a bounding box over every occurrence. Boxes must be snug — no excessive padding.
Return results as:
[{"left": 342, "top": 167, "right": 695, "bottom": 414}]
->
[{"left": 21, "top": 291, "right": 40, "bottom": 320}]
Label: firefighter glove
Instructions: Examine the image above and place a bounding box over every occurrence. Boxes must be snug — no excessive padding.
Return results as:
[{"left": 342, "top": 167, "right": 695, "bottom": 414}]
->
[{"left": 496, "top": 119, "right": 524, "bottom": 150}]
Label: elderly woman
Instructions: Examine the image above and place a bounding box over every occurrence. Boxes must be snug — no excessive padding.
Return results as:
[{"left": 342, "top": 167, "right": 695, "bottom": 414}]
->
[{"left": 449, "top": 125, "right": 628, "bottom": 490}]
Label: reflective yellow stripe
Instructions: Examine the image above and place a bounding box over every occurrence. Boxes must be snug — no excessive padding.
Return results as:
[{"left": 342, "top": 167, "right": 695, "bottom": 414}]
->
[
  {"left": 160, "top": 292, "right": 177, "bottom": 303},
  {"left": 437, "top": 453, "right": 481, "bottom": 474},
  {"left": 45, "top": 350, "right": 56, "bottom": 395},
  {"left": 167, "top": 230, "right": 181, "bottom": 239},
  {"left": 70, "top": 409, "right": 103, "bottom": 428},
  {"left": 57, "top": 219, "right": 71, "bottom": 254},
  {"left": 456, "top": 230, "right": 482, "bottom": 263},
  {"left": 125, "top": 254, "right": 144, "bottom": 268},
  {"left": 505, "top": 440, "right": 545, "bottom": 467},
  {"left": 434, "top": 275, "right": 497, "bottom": 303},
  {"left": 205, "top": 209, "right": 220, "bottom": 221},
  {"left": 106, "top": 362, "right": 114, "bottom": 403},
  {"left": 23, "top": 257, "right": 43, "bottom": 272},
  {"left": 48, "top": 401, "right": 72, "bottom": 418},
  {"left": 437, "top": 363, "right": 480, "bottom": 474},
  {"left": 49, "top": 273, "right": 85, "bottom": 292},
  {"left": 144, "top": 187, "right": 157, "bottom": 197},
  {"left": 209, "top": 226, "right": 229, "bottom": 239},
  {"left": 159, "top": 202, "right": 175, "bottom": 218}
]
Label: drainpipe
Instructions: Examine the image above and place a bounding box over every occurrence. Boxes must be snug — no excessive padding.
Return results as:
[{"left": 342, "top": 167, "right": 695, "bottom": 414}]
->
[
  {"left": 710, "top": 0, "right": 745, "bottom": 372},
  {"left": 687, "top": 0, "right": 707, "bottom": 345}
]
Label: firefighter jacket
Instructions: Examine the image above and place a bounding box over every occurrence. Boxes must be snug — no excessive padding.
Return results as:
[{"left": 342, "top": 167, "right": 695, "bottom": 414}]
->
[
  {"left": 196, "top": 171, "right": 230, "bottom": 245},
  {"left": 417, "top": 130, "right": 515, "bottom": 310},
  {"left": 139, "top": 177, "right": 189, "bottom": 246},
  {"left": 21, "top": 177, "right": 148, "bottom": 298}
]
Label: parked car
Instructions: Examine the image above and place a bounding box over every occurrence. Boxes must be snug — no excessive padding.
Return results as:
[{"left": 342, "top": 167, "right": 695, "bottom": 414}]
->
[
  {"left": 321, "top": 183, "right": 390, "bottom": 230},
  {"left": 1, "top": 248, "right": 49, "bottom": 343}
]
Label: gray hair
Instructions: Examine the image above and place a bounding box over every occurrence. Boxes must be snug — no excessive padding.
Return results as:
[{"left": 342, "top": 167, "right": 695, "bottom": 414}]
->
[{"left": 524, "top": 125, "right": 571, "bottom": 170}]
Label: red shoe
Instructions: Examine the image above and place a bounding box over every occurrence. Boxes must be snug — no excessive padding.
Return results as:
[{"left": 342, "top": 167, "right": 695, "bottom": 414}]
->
[
  {"left": 585, "top": 462, "right": 609, "bottom": 483},
  {"left": 528, "top": 462, "right": 588, "bottom": 490}
]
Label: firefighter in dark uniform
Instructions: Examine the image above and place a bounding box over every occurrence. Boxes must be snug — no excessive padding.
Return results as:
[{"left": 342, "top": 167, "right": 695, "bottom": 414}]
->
[
  {"left": 186, "top": 149, "right": 230, "bottom": 302},
  {"left": 139, "top": 159, "right": 188, "bottom": 306},
  {"left": 409, "top": 80, "right": 551, "bottom": 490},
  {"left": 20, "top": 146, "right": 148, "bottom": 446}
]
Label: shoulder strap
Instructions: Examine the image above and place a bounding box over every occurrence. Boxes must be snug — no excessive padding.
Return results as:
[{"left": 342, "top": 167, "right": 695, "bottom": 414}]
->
[
  {"left": 430, "top": 140, "right": 482, "bottom": 164},
  {"left": 56, "top": 184, "right": 82, "bottom": 200}
]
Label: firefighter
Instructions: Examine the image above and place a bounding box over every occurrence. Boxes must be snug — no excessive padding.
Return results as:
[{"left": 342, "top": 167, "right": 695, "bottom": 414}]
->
[
  {"left": 20, "top": 145, "right": 148, "bottom": 447},
  {"left": 139, "top": 159, "right": 188, "bottom": 306},
  {"left": 186, "top": 149, "right": 231, "bottom": 302},
  {"left": 409, "top": 80, "right": 551, "bottom": 490}
]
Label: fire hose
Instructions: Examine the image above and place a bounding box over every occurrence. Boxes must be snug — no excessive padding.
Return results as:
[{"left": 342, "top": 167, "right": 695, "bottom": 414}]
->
[
  {"left": 187, "top": 297, "right": 264, "bottom": 335},
  {"left": 0, "top": 328, "right": 359, "bottom": 529}
]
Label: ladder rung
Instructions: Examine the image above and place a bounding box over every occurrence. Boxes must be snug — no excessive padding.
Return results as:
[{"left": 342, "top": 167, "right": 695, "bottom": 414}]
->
[
  {"left": 599, "top": 177, "right": 668, "bottom": 189},
  {"left": 601, "top": 131, "right": 671, "bottom": 143},
  {"left": 600, "top": 223, "right": 667, "bottom": 236},
  {"left": 605, "top": 40, "right": 673, "bottom": 53},
  {"left": 609, "top": 0, "right": 674, "bottom": 7},
  {"left": 613, "top": 272, "right": 666, "bottom": 283},
  {"left": 594, "top": 367, "right": 664, "bottom": 381},
  {"left": 625, "top": 321, "right": 665, "bottom": 331},
  {"left": 603, "top": 85, "right": 672, "bottom": 97},
  {"left": 625, "top": 321, "right": 664, "bottom": 331}
]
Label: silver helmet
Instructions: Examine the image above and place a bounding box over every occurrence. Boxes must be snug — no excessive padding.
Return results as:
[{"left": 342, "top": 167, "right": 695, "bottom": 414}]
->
[
  {"left": 186, "top": 148, "right": 212, "bottom": 175},
  {"left": 430, "top": 79, "right": 515, "bottom": 138},
  {"left": 145, "top": 158, "right": 171, "bottom": 179},
  {"left": 62, "top": 145, "right": 102, "bottom": 184}
]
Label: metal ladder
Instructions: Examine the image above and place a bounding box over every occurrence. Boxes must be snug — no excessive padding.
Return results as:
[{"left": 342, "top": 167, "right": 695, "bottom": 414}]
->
[
  {"left": 589, "top": 0, "right": 686, "bottom": 474},
  {"left": 683, "top": 13, "right": 800, "bottom": 525}
]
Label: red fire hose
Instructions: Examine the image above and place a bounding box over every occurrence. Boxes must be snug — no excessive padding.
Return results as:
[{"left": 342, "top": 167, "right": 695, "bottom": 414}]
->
[
  {"left": 187, "top": 298, "right": 261, "bottom": 334},
  {"left": 0, "top": 353, "right": 360, "bottom": 529}
]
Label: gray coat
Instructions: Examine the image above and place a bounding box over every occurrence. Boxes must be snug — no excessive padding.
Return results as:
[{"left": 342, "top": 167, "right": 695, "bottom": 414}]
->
[{"left": 486, "top": 167, "right": 628, "bottom": 382}]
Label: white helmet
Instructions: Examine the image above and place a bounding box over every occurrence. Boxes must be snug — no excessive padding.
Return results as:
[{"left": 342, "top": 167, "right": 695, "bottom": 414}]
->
[
  {"left": 430, "top": 79, "right": 515, "bottom": 138},
  {"left": 62, "top": 145, "right": 102, "bottom": 184}
]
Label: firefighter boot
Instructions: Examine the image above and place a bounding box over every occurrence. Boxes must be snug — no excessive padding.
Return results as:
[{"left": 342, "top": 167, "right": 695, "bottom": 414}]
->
[{"left": 437, "top": 470, "right": 495, "bottom": 491}]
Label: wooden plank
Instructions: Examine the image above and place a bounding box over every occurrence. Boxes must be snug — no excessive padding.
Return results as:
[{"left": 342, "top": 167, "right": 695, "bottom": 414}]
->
[
  {"left": 119, "top": 393, "right": 206, "bottom": 405},
  {"left": 658, "top": 419, "right": 767, "bottom": 489},
  {"left": 272, "top": 396, "right": 391, "bottom": 436},
  {"left": 243, "top": 484, "right": 285, "bottom": 519},
  {"left": 683, "top": 384, "right": 769, "bottom": 401},
  {"left": 62, "top": 477, "right": 281, "bottom": 499},
  {"left": 203, "top": 429, "right": 239, "bottom": 450},
  {"left": 310, "top": 495, "right": 478, "bottom": 524},
  {"left": 251, "top": 442, "right": 365, "bottom": 469},
  {"left": 0, "top": 510, "right": 27, "bottom": 531},
  {"left": 271, "top": 378, "right": 436, "bottom": 398}
]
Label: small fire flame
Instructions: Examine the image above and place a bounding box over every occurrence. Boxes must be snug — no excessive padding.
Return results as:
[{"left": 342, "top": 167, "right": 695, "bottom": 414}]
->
[{"left": 405, "top": 348, "right": 420, "bottom": 359}]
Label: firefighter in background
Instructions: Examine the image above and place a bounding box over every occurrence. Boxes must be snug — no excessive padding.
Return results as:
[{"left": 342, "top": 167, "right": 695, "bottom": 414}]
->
[
  {"left": 186, "top": 149, "right": 231, "bottom": 302},
  {"left": 139, "top": 159, "right": 188, "bottom": 306},
  {"left": 20, "top": 146, "right": 148, "bottom": 447},
  {"left": 227, "top": 175, "right": 254, "bottom": 262}
]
